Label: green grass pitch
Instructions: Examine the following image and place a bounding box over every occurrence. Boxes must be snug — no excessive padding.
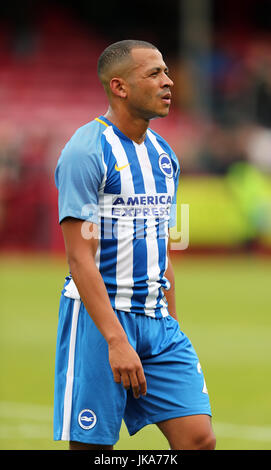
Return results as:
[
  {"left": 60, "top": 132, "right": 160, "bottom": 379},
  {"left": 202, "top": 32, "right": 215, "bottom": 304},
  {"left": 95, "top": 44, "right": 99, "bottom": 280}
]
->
[{"left": 0, "top": 254, "right": 271, "bottom": 450}]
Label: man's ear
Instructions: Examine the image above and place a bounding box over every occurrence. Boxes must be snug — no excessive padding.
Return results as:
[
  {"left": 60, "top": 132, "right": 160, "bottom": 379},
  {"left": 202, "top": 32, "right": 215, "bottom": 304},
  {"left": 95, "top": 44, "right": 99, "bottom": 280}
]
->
[{"left": 109, "top": 77, "right": 127, "bottom": 98}]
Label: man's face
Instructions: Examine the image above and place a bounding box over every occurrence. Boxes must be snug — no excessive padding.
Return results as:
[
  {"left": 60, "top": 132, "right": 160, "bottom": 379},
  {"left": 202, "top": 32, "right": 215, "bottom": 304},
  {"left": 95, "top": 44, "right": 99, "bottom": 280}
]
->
[{"left": 124, "top": 48, "right": 174, "bottom": 120}]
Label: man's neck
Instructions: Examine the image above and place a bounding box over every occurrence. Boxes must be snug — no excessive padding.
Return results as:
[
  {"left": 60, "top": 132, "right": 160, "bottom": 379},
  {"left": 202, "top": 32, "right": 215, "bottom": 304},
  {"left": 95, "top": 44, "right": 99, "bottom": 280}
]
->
[{"left": 104, "top": 107, "right": 149, "bottom": 144}]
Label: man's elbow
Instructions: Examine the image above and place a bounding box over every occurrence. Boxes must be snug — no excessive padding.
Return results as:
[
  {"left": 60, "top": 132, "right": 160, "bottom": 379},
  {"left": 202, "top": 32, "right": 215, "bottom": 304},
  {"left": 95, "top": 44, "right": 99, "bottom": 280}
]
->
[{"left": 66, "top": 249, "right": 88, "bottom": 274}]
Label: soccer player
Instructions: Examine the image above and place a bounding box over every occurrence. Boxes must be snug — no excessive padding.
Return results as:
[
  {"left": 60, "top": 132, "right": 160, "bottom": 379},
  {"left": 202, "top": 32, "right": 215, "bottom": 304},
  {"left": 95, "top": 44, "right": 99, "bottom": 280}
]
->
[{"left": 53, "top": 40, "right": 216, "bottom": 450}]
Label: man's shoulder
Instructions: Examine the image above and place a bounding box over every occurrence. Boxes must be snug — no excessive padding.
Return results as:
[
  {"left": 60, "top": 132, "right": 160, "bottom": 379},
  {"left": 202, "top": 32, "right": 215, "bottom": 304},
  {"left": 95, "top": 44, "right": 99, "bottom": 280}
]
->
[
  {"left": 58, "top": 118, "right": 107, "bottom": 164},
  {"left": 55, "top": 118, "right": 107, "bottom": 189},
  {"left": 68, "top": 118, "right": 106, "bottom": 151}
]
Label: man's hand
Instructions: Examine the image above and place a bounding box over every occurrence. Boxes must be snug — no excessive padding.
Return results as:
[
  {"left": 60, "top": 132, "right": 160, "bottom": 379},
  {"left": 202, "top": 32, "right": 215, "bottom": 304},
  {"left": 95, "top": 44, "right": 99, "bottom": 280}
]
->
[{"left": 108, "top": 337, "right": 147, "bottom": 399}]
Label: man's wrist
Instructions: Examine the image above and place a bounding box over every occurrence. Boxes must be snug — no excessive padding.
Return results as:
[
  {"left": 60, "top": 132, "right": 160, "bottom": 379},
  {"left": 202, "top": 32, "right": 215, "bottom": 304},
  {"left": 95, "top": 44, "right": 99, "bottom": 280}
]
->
[{"left": 106, "top": 330, "right": 128, "bottom": 347}]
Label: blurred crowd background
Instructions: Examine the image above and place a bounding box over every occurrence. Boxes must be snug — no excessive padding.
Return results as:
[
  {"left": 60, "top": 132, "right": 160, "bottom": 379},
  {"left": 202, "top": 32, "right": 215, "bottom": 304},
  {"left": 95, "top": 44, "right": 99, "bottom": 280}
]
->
[{"left": 0, "top": 0, "right": 270, "bottom": 252}]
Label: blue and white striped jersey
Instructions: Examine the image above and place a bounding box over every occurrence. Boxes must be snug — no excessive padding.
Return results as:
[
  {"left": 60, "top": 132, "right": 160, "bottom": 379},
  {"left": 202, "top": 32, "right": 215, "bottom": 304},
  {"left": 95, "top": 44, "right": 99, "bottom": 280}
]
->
[{"left": 55, "top": 116, "right": 180, "bottom": 318}]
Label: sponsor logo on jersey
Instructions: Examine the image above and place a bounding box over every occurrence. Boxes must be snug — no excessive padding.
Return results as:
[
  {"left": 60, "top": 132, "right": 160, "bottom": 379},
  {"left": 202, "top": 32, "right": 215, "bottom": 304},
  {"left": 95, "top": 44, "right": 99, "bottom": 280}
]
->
[{"left": 111, "top": 193, "right": 173, "bottom": 218}]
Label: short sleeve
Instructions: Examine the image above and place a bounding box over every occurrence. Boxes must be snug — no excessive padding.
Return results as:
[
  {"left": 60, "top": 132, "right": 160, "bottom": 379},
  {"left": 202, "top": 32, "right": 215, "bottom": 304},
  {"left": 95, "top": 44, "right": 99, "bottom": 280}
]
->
[
  {"left": 168, "top": 152, "right": 180, "bottom": 228},
  {"left": 55, "top": 124, "right": 105, "bottom": 224}
]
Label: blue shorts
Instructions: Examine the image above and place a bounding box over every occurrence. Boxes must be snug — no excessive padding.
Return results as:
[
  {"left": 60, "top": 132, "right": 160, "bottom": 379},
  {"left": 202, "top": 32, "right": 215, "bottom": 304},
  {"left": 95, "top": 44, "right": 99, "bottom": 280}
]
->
[{"left": 54, "top": 295, "right": 212, "bottom": 445}]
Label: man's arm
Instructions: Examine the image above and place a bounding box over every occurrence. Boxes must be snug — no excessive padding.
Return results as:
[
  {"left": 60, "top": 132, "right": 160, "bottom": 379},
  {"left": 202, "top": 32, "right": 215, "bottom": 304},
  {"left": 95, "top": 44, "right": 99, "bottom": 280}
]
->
[
  {"left": 61, "top": 217, "right": 147, "bottom": 399},
  {"left": 164, "top": 245, "right": 179, "bottom": 322}
]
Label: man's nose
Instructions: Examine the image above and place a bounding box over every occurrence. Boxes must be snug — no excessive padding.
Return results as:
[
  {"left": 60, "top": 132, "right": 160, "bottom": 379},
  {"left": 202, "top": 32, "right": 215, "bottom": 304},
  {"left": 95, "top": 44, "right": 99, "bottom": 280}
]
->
[{"left": 162, "top": 73, "right": 174, "bottom": 88}]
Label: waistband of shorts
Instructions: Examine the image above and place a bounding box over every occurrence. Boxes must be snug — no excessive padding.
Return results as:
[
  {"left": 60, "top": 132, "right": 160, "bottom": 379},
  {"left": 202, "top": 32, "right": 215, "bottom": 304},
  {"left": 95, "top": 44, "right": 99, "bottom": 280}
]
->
[{"left": 62, "top": 277, "right": 169, "bottom": 319}]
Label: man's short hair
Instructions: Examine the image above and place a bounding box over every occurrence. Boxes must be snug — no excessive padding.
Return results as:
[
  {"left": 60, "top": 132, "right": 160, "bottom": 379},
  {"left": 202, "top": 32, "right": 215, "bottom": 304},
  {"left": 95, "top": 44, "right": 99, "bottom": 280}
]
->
[{"left": 97, "top": 39, "right": 157, "bottom": 88}]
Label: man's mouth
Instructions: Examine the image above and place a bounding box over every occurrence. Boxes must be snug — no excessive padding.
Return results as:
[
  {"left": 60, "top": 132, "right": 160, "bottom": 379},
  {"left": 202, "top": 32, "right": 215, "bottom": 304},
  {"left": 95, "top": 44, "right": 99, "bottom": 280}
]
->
[{"left": 160, "top": 92, "right": 171, "bottom": 104}]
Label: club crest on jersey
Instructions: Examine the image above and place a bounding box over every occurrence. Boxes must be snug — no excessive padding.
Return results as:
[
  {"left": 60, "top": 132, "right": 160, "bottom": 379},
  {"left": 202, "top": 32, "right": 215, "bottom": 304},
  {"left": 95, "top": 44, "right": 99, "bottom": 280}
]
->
[
  {"left": 78, "top": 409, "right": 97, "bottom": 430},
  {"left": 158, "top": 153, "right": 173, "bottom": 178}
]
